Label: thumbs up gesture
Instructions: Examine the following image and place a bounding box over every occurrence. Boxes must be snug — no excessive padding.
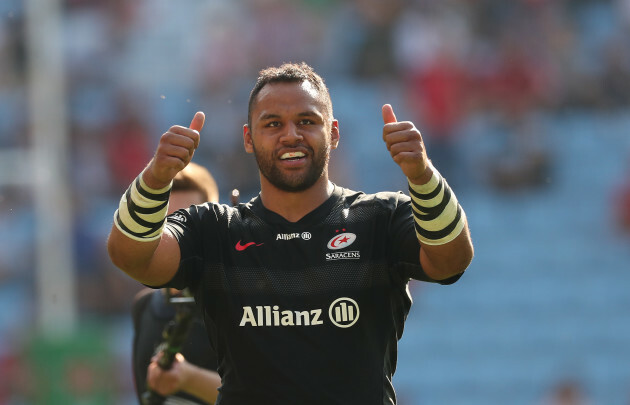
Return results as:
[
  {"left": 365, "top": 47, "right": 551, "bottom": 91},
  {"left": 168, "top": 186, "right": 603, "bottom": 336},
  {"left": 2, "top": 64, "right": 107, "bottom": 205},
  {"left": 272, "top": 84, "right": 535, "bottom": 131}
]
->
[
  {"left": 143, "top": 112, "right": 205, "bottom": 189},
  {"left": 381, "top": 104, "right": 432, "bottom": 185}
]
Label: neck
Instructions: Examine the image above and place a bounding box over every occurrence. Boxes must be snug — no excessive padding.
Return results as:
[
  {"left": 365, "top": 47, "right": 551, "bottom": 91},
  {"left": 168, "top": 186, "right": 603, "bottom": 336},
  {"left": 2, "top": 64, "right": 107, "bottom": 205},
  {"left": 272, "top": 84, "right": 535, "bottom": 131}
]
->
[{"left": 259, "top": 175, "right": 334, "bottom": 223}]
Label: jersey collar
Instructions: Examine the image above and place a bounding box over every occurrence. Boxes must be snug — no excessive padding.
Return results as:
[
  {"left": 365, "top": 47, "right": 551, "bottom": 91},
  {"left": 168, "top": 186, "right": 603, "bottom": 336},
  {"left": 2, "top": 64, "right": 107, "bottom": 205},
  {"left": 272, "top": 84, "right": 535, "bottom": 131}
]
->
[{"left": 248, "top": 184, "right": 343, "bottom": 227}]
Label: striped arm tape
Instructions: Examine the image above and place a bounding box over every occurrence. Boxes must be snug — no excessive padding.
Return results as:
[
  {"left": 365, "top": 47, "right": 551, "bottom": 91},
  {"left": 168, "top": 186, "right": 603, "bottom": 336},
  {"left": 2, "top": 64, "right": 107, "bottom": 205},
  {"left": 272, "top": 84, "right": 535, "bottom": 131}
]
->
[
  {"left": 114, "top": 171, "right": 172, "bottom": 242},
  {"left": 408, "top": 170, "right": 466, "bottom": 246}
]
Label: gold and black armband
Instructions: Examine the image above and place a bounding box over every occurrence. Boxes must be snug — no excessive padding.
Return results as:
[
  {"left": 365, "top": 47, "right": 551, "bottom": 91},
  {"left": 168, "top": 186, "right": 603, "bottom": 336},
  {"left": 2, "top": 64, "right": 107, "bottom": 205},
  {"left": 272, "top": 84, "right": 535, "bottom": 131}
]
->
[
  {"left": 114, "top": 170, "right": 172, "bottom": 242},
  {"left": 408, "top": 169, "right": 466, "bottom": 246}
]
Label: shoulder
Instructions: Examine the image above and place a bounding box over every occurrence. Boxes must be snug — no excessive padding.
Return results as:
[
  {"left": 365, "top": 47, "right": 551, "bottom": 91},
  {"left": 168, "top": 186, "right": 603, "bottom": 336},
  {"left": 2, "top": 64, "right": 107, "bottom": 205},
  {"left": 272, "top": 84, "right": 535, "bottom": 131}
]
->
[
  {"left": 338, "top": 187, "right": 410, "bottom": 209},
  {"left": 166, "top": 202, "right": 241, "bottom": 232},
  {"left": 183, "top": 202, "right": 239, "bottom": 220}
]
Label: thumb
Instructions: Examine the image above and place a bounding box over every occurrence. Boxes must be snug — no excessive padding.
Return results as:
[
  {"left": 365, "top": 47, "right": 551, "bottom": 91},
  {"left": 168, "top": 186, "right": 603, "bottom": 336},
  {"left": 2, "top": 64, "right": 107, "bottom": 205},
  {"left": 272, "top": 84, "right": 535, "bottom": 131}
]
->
[
  {"left": 382, "top": 104, "right": 397, "bottom": 124},
  {"left": 189, "top": 111, "right": 205, "bottom": 132}
]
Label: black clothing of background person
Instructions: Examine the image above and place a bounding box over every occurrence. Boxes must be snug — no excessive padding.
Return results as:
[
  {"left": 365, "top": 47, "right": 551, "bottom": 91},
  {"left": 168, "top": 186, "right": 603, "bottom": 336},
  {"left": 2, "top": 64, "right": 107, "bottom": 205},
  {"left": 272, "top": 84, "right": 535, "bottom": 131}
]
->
[{"left": 132, "top": 288, "right": 218, "bottom": 404}]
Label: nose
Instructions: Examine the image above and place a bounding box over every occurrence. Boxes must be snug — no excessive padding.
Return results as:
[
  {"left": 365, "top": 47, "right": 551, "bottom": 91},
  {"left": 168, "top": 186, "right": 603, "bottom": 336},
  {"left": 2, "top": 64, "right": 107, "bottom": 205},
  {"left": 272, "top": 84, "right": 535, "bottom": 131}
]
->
[{"left": 280, "top": 122, "right": 303, "bottom": 144}]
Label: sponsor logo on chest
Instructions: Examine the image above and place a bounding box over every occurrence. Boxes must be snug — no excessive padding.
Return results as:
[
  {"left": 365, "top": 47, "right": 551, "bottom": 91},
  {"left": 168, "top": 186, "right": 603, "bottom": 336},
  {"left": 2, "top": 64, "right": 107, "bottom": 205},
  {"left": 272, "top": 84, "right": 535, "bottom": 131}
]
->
[
  {"left": 264, "top": 229, "right": 362, "bottom": 261},
  {"left": 239, "top": 297, "right": 360, "bottom": 328},
  {"left": 276, "top": 232, "right": 312, "bottom": 241}
]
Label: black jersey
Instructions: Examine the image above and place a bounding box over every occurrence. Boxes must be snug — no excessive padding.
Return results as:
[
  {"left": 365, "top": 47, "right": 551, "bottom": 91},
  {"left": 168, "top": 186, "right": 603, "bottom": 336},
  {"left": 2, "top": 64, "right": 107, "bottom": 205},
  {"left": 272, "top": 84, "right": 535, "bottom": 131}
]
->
[
  {"left": 163, "top": 185, "right": 461, "bottom": 405},
  {"left": 131, "top": 288, "right": 218, "bottom": 404}
]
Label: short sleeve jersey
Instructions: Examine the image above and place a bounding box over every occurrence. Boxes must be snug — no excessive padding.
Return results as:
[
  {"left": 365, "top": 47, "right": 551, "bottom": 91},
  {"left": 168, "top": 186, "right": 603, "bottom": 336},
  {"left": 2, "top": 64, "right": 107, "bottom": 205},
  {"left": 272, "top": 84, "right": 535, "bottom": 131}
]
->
[{"left": 164, "top": 185, "right": 461, "bottom": 405}]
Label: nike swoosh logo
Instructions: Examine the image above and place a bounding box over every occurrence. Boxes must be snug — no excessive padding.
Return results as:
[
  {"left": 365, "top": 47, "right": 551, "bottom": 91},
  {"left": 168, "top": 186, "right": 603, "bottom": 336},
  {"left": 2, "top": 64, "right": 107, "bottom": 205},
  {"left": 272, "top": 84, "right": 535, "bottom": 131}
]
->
[{"left": 235, "top": 240, "right": 264, "bottom": 251}]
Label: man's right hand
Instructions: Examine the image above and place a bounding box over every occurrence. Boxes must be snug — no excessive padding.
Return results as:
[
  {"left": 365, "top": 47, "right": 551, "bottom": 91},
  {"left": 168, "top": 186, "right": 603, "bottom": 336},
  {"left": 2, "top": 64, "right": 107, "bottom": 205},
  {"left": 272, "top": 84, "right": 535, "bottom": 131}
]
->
[{"left": 143, "top": 111, "right": 205, "bottom": 189}]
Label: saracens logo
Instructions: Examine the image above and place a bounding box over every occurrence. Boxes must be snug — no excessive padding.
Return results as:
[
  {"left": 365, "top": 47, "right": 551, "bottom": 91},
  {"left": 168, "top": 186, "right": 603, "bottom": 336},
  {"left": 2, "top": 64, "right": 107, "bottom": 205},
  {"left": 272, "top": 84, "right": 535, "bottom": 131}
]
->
[{"left": 327, "top": 233, "right": 356, "bottom": 250}]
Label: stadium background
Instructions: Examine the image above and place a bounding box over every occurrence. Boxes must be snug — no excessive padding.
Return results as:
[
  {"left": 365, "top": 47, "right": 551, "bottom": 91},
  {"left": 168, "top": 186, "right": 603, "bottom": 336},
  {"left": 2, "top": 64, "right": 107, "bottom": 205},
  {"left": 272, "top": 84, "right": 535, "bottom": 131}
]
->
[{"left": 1, "top": 0, "right": 630, "bottom": 403}]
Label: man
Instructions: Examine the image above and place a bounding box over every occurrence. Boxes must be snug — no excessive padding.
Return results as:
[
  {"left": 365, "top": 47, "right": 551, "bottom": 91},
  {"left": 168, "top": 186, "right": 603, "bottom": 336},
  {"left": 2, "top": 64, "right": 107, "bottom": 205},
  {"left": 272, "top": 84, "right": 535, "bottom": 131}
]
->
[
  {"left": 108, "top": 62, "right": 474, "bottom": 404},
  {"left": 131, "top": 162, "right": 221, "bottom": 404}
]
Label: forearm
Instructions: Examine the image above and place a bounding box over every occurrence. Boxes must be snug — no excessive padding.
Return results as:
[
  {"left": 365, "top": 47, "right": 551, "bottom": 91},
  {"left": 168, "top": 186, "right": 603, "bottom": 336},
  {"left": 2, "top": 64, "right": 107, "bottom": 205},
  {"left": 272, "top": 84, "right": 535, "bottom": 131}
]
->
[
  {"left": 409, "top": 165, "right": 474, "bottom": 279},
  {"left": 107, "top": 164, "right": 183, "bottom": 285},
  {"left": 420, "top": 225, "right": 473, "bottom": 280},
  {"left": 179, "top": 362, "right": 221, "bottom": 404}
]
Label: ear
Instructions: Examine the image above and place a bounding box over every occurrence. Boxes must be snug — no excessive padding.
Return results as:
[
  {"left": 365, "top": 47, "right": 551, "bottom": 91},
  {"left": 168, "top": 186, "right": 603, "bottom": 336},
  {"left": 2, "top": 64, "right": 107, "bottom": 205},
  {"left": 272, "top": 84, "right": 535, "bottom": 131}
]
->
[
  {"left": 330, "top": 120, "right": 340, "bottom": 150},
  {"left": 243, "top": 124, "right": 254, "bottom": 154}
]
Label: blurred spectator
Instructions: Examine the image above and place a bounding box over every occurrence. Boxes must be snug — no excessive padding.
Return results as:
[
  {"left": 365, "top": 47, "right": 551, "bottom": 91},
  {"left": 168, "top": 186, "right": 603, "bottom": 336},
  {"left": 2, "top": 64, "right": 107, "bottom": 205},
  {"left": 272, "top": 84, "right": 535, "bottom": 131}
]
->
[
  {"left": 104, "top": 95, "right": 153, "bottom": 190},
  {"left": 612, "top": 153, "right": 630, "bottom": 233},
  {"left": 538, "top": 379, "right": 593, "bottom": 405},
  {"left": 404, "top": 49, "right": 469, "bottom": 188},
  {"left": 600, "top": 38, "right": 630, "bottom": 109},
  {"left": 477, "top": 33, "right": 552, "bottom": 192},
  {"left": 0, "top": 14, "right": 27, "bottom": 149},
  {"left": 393, "top": 2, "right": 474, "bottom": 188},
  {"left": 613, "top": 185, "right": 630, "bottom": 232},
  {"left": 247, "top": 0, "right": 318, "bottom": 72},
  {"left": 349, "top": 0, "right": 404, "bottom": 79}
]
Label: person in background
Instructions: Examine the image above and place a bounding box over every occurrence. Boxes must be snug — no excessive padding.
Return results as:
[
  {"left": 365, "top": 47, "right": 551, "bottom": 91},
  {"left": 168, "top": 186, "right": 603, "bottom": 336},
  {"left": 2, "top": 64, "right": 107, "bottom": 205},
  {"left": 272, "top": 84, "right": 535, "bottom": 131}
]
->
[{"left": 131, "top": 162, "right": 221, "bottom": 404}]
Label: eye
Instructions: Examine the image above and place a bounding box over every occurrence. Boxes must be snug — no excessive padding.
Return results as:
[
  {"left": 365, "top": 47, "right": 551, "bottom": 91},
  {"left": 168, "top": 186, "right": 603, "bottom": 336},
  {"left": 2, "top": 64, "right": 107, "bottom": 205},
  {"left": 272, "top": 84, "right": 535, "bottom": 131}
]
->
[
  {"left": 298, "top": 119, "right": 314, "bottom": 125},
  {"left": 266, "top": 121, "right": 281, "bottom": 128}
]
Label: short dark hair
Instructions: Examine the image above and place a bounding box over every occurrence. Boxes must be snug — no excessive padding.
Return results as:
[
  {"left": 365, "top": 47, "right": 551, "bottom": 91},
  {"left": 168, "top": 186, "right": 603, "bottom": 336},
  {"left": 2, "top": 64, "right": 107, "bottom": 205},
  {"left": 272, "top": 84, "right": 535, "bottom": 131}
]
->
[
  {"left": 172, "top": 162, "right": 219, "bottom": 203},
  {"left": 247, "top": 62, "right": 333, "bottom": 128}
]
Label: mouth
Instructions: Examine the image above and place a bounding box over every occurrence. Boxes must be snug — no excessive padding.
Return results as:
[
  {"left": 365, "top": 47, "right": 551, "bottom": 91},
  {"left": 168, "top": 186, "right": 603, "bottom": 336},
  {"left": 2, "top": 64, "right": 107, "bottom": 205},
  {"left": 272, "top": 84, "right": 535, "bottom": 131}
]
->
[
  {"left": 280, "top": 151, "right": 306, "bottom": 161},
  {"left": 277, "top": 149, "right": 309, "bottom": 169}
]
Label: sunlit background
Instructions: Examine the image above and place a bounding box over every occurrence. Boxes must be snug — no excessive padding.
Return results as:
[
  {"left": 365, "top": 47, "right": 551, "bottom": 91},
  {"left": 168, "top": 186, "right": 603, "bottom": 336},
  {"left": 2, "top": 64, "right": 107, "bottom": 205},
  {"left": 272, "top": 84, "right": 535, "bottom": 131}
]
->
[{"left": 1, "top": 0, "right": 630, "bottom": 404}]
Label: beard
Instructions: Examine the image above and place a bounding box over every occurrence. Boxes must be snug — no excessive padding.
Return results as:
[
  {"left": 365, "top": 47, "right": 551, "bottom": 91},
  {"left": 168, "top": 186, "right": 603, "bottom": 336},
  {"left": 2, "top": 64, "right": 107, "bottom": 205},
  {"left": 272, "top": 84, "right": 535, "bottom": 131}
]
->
[{"left": 253, "top": 143, "right": 330, "bottom": 192}]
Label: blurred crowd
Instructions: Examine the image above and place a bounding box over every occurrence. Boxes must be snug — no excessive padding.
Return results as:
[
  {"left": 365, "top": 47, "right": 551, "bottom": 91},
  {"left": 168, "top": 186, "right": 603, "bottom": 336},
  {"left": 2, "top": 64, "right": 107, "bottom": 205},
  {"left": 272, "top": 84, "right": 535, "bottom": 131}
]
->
[{"left": 1, "top": 0, "right": 630, "bottom": 403}]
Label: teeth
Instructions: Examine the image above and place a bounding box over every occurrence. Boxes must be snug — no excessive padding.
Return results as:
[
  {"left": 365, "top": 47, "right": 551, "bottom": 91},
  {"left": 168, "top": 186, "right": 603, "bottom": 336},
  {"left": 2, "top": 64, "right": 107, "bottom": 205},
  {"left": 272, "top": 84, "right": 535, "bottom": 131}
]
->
[{"left": 280, "top": 151, "right": 305, "bottom": 160}]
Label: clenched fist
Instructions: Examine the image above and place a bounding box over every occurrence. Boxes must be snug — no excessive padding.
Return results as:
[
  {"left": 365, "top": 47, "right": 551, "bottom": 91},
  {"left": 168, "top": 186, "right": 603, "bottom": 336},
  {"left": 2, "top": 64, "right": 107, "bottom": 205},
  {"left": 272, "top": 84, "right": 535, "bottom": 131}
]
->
[
  {"left": 143, "top": 112, "right": 205, "bottom": 189},
  {"left": 381, "top": 104, "right": 433, "bottom": 185}
]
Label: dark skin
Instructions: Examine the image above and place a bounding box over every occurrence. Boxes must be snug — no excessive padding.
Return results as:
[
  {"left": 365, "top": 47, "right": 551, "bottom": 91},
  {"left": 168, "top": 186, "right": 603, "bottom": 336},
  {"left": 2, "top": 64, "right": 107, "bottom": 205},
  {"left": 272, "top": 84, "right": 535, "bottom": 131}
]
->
[
  {"left": 108, "top": 81, "right": 472, "bottom": 289},
  {"left": 242, "top": 81, "right": 339, "bottom": 222},
  {"left": 108, "top": 81, "right": 474, "bottom": 399},
  {"left": 107, "top": 113, "right": 203, "bottom": 286},
  {"left": 382, "top": 104, "right": 473, "bottom": 278}
]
